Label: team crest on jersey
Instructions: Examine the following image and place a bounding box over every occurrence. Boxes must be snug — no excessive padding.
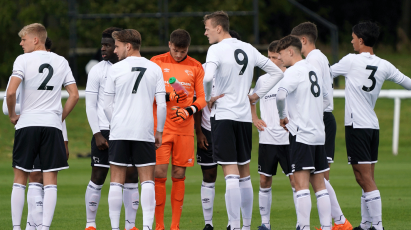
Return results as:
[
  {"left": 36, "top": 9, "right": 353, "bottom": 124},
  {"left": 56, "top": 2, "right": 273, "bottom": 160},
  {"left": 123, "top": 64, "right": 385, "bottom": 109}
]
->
[
  {"left": 197, "top": 155, "right": 201, "bottom": 162},
  {"left": 93, "top": 156, "right": 100, "bottom": 163},
  {"left": 258, "top": 165, "right": 261, "bottom": 171},
  {"left": 185, "top": 70, "right": 194, "bottom": 76},
  {"left": 164, "top": 68, "right": 170, "bottom": 73}
]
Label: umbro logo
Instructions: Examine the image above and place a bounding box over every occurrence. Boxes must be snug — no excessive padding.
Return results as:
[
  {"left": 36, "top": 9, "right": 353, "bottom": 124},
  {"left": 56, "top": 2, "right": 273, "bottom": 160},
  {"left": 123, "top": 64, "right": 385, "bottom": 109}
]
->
[
  {"left": 164, "top": 68, "right": 170, "bottom": 73},
  {"left": 202, "top": 198, "right": 210, "bottom": 203},
  {"left": 89, "top": 201, "right": 98, "bottom": 206},
  {"left": 188, "top": 158, "right": 193, "bottom": 163},
  {"left": 185, "top": 70, "right": 194, "bottom": 76},
  {"left": 259, "top": 206, "right": 265, "bottom": 211},
  {"left": 132, "top": 201, "right": 139, "bottom": 206},
  {"left": 36, "top": 201, "right": 43, "bottom": 207}
]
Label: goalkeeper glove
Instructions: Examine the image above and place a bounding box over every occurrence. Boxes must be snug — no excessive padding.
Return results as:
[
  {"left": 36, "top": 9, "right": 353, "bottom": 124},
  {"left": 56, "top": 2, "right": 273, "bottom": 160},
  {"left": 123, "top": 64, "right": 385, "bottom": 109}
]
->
[
  {"left": 167, "top": 90, "right": 188, "bottom": 103},
  {"left": 170, "top": 105, "right": 198, "bottom": 124}
]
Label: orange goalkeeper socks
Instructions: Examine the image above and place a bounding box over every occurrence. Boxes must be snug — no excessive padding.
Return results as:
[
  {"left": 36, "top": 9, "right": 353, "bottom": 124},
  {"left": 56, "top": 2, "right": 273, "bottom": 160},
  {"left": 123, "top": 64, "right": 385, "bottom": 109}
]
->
[
  {"left": 155, "top": 177, "right": 167, "bottom": 230},
  {"left": 170, "top": 177, "right": 186, "bottom": 230}
]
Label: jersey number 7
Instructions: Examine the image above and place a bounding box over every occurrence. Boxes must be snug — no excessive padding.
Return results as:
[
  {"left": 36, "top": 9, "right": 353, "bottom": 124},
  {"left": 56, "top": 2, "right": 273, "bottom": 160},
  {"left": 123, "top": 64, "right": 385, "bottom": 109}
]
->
[{"left": 131, "top": 67, "right": 147, "bottom": 94}]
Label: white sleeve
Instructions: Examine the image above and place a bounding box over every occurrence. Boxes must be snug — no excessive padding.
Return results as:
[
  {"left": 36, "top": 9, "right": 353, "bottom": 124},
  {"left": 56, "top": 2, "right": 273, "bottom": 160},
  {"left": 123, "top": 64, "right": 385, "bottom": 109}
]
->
[
  {"left": 205, "top": 45, "right": 220, "bottom": 67},
  {"left": 103, "top": 69, "right": 116, "bottom": 122},
  {"left": 11, "top": 55, "right": 25, "bottom": 80},
  {"left": 253, "top": 49, "right": 284, "bottom": 97},
  {"left": 204, "top": 63, "right": 217, "bottom": 101},
  {"left": 85, "top": 67, "right": 101, "bottom": 134},
  {"left": 62, "top": 120, "right": 68, "bottom": 141},
  {"left": 330, "top": 54, "right": 352, "bottom": 78},
  {"left": 278, "top": 68, "right": 301, "bottom": 95},
  {"left": 155, "top": 67, "right": 167, "bottom": 132},
  {"left": 276, "top": 88, "right": 288, "bottom": 119},
  {"left": 63, "top": 60, "right": 76, "bottom": 87},
  {"left": 386, "top": 62, "right": 407, "bottom": 85},
  {"left": 399, "top": 76, "right": 411, "bottom": 90}
]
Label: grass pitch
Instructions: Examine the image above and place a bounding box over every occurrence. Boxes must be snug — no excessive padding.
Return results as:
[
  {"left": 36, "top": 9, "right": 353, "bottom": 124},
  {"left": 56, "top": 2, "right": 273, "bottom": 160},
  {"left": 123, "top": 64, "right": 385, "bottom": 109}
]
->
[{"left": 0, "top": 96, "right": 411, "bottom": 229}]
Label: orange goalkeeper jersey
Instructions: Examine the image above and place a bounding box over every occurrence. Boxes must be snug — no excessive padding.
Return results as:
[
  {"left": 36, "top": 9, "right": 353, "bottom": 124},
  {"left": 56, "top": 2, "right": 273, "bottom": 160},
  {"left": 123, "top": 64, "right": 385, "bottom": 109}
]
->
[{"left": 152, "top": 52, "right": 206, "bottom": 136}]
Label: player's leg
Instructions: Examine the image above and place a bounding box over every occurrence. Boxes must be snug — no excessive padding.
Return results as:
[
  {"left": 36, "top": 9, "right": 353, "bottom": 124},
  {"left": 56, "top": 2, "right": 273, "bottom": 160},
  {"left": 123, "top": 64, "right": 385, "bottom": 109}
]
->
[
  {"left": 86, "top": 130, "right": 110, "bottom": 230},
  {"left": 124, "top": 167, "right": 139, "bottom": 230},
  {"left": 293, "top": 170, "right": 311, "bottom": 230},
  {"left": 222, "top": 165, "right": 241, "bottom": 230},
  {"left": 154, "top": 134, "right": 172, "bottom": 230},
  {"left": 108, "top": 140, "right": 131, "bottom": 230},
  {"left": 132, "top": 140, "right": 157, "bottom": 230},
  {"left": 198, "top": 127, "right": 217, "bottom": 230},
  {"left": 26, "top": 170, "right": 43, "bottom": 230},
  {"left": 12, "top": 169, "right": 29, "bottom": 230},
  {"left": 310, "top": 172, "right": 332, "bottom": 230}
]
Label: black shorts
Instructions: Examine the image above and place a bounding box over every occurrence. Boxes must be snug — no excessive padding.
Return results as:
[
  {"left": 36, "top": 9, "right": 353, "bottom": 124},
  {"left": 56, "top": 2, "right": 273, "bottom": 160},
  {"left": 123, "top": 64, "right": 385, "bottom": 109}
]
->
[
  {"left": 91, "top": 130, "right": 110, "bottom": 168},
  {"left": 258, "top": 144, "right": 292, "bottom": 176},
  {"left": 109, "top": 140, "right": 156, "bottom": 167},
  {"left": 196, "top": 127, "right": 216, "bottom": 166},
  {"left": 32, "top": 156, "right": 41, "bottom": 172},
  {"left": 345, "top": 126, "right": 379, "bottom": 164},
  {"left": 13, "top": 126, "right": 68, "bottom": 172},
  {"left": 324, "top": 112, "right": 337, "bottom": 163},
  {"left": 289, "top": 134, "right": 329, "bottom": 174},
  {"left": 210, "top": 117, "right": 252, "bottom": 165}
]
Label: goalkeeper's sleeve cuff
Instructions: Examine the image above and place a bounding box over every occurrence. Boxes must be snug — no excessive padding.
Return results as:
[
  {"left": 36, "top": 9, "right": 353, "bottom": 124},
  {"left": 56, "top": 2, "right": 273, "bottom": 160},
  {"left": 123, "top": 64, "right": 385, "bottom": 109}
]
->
[{"left": 184, "top": 105, "right": 198, "bottom": 116}]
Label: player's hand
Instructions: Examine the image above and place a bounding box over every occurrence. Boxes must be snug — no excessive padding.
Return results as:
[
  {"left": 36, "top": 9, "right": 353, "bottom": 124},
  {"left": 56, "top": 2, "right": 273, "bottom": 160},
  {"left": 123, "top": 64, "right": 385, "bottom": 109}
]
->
[
  {"left": 253, "top": 118, "right": 267, "bottom": 131},
  {"left": 169, "top": 90, "right": 188, "bottom": 103},
  {"left": 280, "top": 117, "right": 289, "bottom": 132},
  {"left": 248, "top": 93, "right": 260, "bottom": 105},
  {"left": 196, "top": 130, "right": 209, "bottom": 150},
  {"left": 64, "top": 141, "right": 69, "bottom": 160},
  {"left": 155, "top": 131, "right": 163, "bottom": 150},
  {"left": 170, "top": 107, "right": 190, "bottom": 124},
  {"left": 94, "top": 132, "right": 109, "bottom": 150},
  {"left": 207, "top": 94, "right": 224, "bottom": 111},
  {"left": 9, "top": 114, "right": 20, "bottom": 125}
]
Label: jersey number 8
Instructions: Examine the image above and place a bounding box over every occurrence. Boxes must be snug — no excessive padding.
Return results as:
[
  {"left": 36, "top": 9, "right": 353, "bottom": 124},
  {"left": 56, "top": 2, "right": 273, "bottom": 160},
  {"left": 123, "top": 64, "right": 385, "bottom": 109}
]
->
[
  {"left": 234, "top": 49, "right": 248, "bottom": 75},
  {"left": 309, "top": 71, "right": 321, "bottom": 97}
]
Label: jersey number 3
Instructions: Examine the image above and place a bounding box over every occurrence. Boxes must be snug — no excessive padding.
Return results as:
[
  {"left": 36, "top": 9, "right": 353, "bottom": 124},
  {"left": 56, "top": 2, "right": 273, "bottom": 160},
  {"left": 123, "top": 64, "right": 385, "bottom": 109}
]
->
[
  {"left": 38, "top": 64, "right": 54, "bottom": 90},
  {"left": 362, "top": 65, "right": 378, "bottom": 92},
  {"left": 131, "top": 67, "right": 147, "bottom": 94},
  {"left": 234, "top": 49, "right": 248, "bottom": 75}
]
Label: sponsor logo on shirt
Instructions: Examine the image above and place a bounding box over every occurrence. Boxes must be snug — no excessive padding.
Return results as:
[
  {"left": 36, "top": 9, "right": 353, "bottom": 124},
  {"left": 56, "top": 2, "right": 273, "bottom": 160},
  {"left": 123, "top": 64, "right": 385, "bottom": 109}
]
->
[
  {"left": 165, "top": 80, "right": 191, "bottom": 87},
  {"left": 185, "top": 70, "right": 194, "bottom": 76},
  {"left": 164, "top": 68, "right": 170, "bottom": 72},
  {"left": 264, "top": 94, "right": 276, "bottom": 100}
]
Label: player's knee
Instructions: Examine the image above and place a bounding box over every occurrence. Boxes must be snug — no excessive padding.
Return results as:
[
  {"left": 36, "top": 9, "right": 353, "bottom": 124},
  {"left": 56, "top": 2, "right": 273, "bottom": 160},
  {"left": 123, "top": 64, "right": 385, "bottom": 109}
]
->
[
  {"left": 29, "top": 172, "right": 43, "bottom": 184},
  {"left": 171, "top": 167, "right": 186, "bottom": 179},
  {"left": 259, "top": 175, "right": 272, "bottom": 188},
  {"left": 125, "top": 171, "right": 139, "bottom": 183},
  {"left": 91, "top": 167, "right": 109, "bottom": 185},
  {"left": 201, "top": 166, "right": 217, "bottom": 182}
]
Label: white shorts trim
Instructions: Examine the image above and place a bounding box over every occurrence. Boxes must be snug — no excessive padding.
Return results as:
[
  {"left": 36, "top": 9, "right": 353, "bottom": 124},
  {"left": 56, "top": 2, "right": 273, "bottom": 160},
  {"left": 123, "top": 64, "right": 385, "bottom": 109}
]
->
[
  {"left": 43, "top": 166, "right": 69, "bottom": 172},
  {"left": 135, "top": 162, "right": 156, "bottom": 167},
  {"left": 217, "top": 161, "right": 238, "bottom": 165},
  {"left": 198, "top": 162, "right": 218, "bottom": 166},
  {"left": 32, "top": 169, "right": 42, "bottom": 172},
  {"left": 258, "top": 171, "right": 273, "bottom": 177},
  {"left": 93, "top": 164, "right": 110, "bottom": 168},
  {"left": 357, "top": 161, "right": 372, "bottom": 164},
  {"left": 109, "top": 161, "right": 129, "bottom": 167},
  {"left": 327, "top": 157, "right": 334, "bottom": 163},
  {"left": 238, "top": 160, "right": 251, "bottom": 165},
  {"left": 313, "top": 168, "right": 330, "bottom": 174},
  {"left": 15, "top": 166, "right": 33, "bottom": 173}
]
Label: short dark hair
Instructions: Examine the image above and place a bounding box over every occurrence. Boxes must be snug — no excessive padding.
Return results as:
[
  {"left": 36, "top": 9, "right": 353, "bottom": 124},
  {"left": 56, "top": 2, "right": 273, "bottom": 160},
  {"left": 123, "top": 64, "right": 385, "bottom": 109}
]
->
[
  {"left": 229, "top": 30, "right": 241, "bottom": 40},
  {"left": 203, "top": 11, "right": 230, "bottom": 32},
  {"left": 45, "top": 37, "right": 52, "bottom": 50},
  {"left": 170, "top": 29, "right": 191, "bottom": 48},
  {"left": 352, "top": 21, "right": 380, "bottom": 47},
  {"left": 290, "top": 22, "right": 318, "bottom": 43},
  {"left": 268, "top": 40, "right": 279, "bottom": 53},
  {"left": 102, "top": 27, "right": 123, "bottom": 39},
  {"left": 276, "top": 35, "right": 302, "bottom": 53},
  {"left": 112, "top": 29, "right": 141, "bottom": 50}
]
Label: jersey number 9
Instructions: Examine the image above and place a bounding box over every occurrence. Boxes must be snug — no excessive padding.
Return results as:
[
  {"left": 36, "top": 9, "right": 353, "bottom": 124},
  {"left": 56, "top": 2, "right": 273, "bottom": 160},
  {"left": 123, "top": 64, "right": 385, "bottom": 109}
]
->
[{"left": 234, "top": 49, "right": 248, "bottom": 75}]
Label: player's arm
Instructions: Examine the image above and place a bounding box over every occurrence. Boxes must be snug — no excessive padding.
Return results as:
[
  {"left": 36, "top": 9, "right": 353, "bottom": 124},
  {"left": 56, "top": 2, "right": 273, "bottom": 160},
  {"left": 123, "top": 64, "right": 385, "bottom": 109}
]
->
[
  {"left": 249, "top": 49, "right": 284, "bottom": 104},
  {"left": 103, "top": 72, "right": 116, "bottom": 122},
  {"left": 62, "top": 120, "right": 69, "bottom": 160},
  {"left": 330, "top": 54, "right": 352, "bottom": 78},
  {"left": 85, "top": 68, "right": 108, "bottom": 150},
  {"left": 6, "top": 76, "right": 22, "bottom": 125},
  {"left": 3, "top": 79, "right": 21, "bottom": 116},
  {"left": 204, "top": 46, "right": 224, "bottom": 109},
  {"left": 194, "top": 109, "right": 208, "bottom": 150},
  {"left": 62, "top": 66, "right": 79, "bottom": 121},
  {"left": 250, "top": 78, "right": 266, "bottom": 131},
  {"left": 155, "top": 69, "right": 167, "bottom": 149},
  {"left": 276, "top": 88, "right": 289, "bottom": 131},
  {"left": 386, "top": 62, "right": 411, "bottom": 90}
]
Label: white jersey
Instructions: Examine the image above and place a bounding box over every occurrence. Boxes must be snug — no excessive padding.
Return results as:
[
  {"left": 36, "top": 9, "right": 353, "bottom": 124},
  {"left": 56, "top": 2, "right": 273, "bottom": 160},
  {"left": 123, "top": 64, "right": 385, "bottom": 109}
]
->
[
  {"left": 200, "top": 63, "right": 213, "bottom": 131},
  {"left": 11, "top": 51, "right": 76, "bottom": 130},
  {"left": 278, "top": 60, "right": 326, "bottom": 145},
  {"left": 306, "top": 49, "right": 334, "bottom": 112},
  {"left": 254, "top": 74, "right": 289, "bottom": 145},
  {"left": 206, "top": 38, "right": 283, "bottom": 122},
  {"left": 331, "top": 52, "right": 407, "bottom": 129},
  {"left": 85, "top": 60, "right": 112, "bottom": 133},
  {"left": 104, "top": 56, "right": 166, "bottom": 142}
]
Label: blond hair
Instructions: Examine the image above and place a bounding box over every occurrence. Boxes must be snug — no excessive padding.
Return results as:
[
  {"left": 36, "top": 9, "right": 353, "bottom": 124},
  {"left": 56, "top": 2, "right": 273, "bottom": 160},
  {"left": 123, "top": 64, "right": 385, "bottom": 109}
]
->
[{"left": 18, "top": 23, "right": 47, "bottom": 44}]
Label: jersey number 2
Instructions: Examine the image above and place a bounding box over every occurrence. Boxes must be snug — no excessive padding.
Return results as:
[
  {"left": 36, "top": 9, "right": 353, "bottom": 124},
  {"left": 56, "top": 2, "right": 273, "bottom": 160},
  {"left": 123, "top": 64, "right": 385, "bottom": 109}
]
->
[
  {"left": 131, "top": 67, "right": 147, "bottom": 94},
  {"left": 234, "top": 49, "right": 248, "bottom": 75},
  {"left": 309, "top": 71, "right": 321, "bottom": 97},
  {"left": 362, "top": 65, "right": 378, "bottom": 92},
  {"left": 38, "top": 64, "right": 54, "bottom": 90}
]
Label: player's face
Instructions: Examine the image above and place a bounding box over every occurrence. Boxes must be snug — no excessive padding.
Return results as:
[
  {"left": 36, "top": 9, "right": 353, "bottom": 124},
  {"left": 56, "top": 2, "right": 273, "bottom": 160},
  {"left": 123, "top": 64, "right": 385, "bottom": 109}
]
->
[
  {"left": 351, "top": 32, "right": 360, "bottom": 52},
  {"left": 101, "top": 38, "right": 117, "bottom": 62},
  {"left": 278, "top": 48, "right": 292, "bottom": 67},
  {"left": 169, "top": 42, "right": 188, "bottom": 62},
  {"left": 268, "top": 51, "right": 283, "bottom": 68},
  {"left": 204, "top": 19, "right": 218, "bottom": 44},
  {"left": 114, "top": 40, "right": 127, "bottom": 61},
  {"left": 20, "top": 34, "right": 36, "bottom": 53}
]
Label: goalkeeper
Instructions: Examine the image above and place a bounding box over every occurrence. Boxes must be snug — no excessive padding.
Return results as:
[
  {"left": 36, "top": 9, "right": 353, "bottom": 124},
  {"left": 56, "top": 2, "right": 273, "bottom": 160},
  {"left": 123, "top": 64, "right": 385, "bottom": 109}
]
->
[{"left": 151, "top": 29, "right": 206, "bottom": 230}]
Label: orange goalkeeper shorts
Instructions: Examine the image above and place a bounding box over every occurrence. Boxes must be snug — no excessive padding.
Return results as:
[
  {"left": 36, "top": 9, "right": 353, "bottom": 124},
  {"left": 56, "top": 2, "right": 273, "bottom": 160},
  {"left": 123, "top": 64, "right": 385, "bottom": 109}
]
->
[{"left": 156, "top": 134, "right": 195, "bottom": 167}]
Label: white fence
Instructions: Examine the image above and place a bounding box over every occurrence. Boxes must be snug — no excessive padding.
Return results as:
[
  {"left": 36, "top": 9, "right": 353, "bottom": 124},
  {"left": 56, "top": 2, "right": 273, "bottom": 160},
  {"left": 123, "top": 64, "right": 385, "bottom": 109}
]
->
[{"left": 1, "top": 89, "right": 410, "bottom": 155}]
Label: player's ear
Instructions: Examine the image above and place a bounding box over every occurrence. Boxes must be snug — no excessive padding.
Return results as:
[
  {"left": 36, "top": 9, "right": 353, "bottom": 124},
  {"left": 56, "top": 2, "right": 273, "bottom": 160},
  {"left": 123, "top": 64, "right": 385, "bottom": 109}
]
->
[{"left": 358, "top": 37, "right": 364, "bottom": 46}]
